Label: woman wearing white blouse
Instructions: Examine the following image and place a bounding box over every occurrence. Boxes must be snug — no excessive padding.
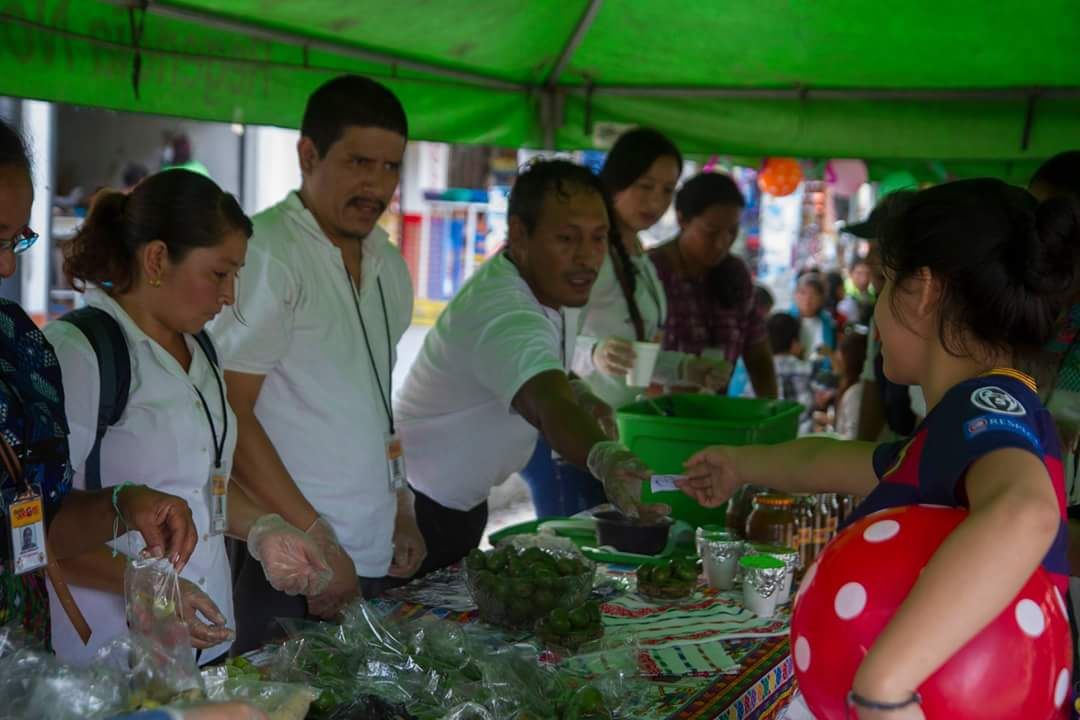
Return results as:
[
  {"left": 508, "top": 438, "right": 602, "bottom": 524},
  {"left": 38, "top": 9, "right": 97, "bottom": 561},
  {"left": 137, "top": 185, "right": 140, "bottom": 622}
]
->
[
  {"left": 573, "top": 129, "right": 731, "bottom": 409},
  {"left": 44, "top": 171, "right": 331, "bottom": 666}
]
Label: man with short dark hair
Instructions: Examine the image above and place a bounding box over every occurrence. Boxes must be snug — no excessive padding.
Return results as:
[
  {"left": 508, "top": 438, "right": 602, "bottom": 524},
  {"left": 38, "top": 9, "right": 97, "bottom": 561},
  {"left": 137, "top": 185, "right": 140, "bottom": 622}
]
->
[
  {"left": 395, "top": 159, "right": 667, "bottom": 576},
  {"left": 213, "top": 75, "right": 425, "bottom": 652}
]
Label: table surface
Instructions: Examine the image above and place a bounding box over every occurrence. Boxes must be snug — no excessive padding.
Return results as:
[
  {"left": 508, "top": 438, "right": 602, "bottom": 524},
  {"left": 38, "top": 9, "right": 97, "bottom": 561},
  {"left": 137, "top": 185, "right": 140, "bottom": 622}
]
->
[{"left": 375, "top": 563, "right": 798, "bottom": 720}]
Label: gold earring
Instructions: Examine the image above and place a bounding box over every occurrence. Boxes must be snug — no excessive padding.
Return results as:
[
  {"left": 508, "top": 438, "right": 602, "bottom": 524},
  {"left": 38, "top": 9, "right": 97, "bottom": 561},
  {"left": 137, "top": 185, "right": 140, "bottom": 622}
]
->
[{"left": 150, "top": 278, "right": 162, "bottom": 288}]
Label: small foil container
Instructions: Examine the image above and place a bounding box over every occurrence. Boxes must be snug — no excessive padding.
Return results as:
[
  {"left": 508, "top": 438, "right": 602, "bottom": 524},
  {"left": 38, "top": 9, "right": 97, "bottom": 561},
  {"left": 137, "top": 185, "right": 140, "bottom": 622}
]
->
[
  {"left": 696, "top": 526, "right": 744, "bottom": 591},
  {"left": 738, "top": 555, "right": 786, "bottom": 617},
  {"left": 746, "top": 544, "right": 799, "bottom": 605}
]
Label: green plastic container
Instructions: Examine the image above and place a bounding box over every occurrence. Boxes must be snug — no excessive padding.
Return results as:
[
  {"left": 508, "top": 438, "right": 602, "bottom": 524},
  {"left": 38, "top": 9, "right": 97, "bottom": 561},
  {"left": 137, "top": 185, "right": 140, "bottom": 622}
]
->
[{"left": 616, "top": 394, "right": 803, "bottom": 529}]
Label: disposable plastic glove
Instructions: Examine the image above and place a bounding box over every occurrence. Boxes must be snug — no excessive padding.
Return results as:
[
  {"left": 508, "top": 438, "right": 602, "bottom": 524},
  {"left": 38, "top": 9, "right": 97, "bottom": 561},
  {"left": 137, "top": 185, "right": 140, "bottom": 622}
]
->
[
  {"left": 248, "top": 514, "right": 333, "bottom": 596},
  {"left": 586, "top": 441, "right": 670, "bottom": 520}
]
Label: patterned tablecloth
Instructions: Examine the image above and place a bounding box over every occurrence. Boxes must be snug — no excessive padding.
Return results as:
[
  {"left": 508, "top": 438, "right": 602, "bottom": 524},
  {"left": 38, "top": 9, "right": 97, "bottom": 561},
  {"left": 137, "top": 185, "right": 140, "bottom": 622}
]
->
[{"left": 375, "top": 564, "right": 797, "bottom": 720}]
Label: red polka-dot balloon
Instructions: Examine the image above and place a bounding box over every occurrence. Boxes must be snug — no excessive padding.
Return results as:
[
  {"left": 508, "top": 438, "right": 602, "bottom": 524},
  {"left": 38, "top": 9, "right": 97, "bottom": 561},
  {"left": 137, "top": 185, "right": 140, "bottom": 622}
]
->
[{"left": 791, "top": 505, "right": 1072, "bottom": 720}]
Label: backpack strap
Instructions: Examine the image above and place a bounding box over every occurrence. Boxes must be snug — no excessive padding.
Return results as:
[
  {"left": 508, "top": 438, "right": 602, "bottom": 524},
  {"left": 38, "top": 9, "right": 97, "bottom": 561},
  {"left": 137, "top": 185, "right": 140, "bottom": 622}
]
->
[{"left": 57, "top": 308, "right": 130, "bottom": 492}]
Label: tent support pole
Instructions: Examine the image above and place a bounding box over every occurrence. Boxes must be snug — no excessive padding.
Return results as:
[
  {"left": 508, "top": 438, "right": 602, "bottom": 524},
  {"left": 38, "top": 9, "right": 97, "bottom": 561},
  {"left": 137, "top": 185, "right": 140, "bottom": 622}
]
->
[
  {"left": 546, "top": 0, "right": 603, "bottom": 86},
  {"left": 98, "top": 0, "right": 522, "bottom": 92},
  {"left": 1021, "top": 93, "right": 1039, "bottom": 151},
  {"left": 567, "top": 85, "right": 1080, "bottom": 101}
]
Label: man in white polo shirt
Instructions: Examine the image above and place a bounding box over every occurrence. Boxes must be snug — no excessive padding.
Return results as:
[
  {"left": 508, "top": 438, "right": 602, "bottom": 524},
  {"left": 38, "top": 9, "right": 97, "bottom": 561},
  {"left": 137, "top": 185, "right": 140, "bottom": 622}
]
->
[
  {"left": 395, "top": 159, "right": 668, "bottom": 576},
  {"left": 212, "top": 75, "right": 425, "bottom": 652}
]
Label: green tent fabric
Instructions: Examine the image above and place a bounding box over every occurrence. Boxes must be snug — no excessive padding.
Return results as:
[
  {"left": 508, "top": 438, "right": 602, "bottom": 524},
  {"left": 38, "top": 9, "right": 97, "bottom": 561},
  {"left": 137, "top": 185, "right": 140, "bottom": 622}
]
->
[{"left": 2, "top": 1, "right": 1078, "bottom": 182}]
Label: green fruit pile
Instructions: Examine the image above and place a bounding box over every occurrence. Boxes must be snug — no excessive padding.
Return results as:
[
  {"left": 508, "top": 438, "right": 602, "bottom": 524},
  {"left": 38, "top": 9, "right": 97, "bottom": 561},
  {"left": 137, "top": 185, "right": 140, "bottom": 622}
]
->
[
  {"left": 464, "top": 545, "right": 595, "bottom": 629},
  {"left": 635, "top": 557, "right": 701, "bottom": 600},
  {"left": 534, "top": 600, "right": 604, "bottom": 651}
]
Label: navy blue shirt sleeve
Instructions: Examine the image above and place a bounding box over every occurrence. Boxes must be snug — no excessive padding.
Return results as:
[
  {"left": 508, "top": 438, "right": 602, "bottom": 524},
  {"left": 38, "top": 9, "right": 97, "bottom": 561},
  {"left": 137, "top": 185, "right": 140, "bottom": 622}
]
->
[{"left": 920, "top": 378, "right": 1046, "bottom": 506}]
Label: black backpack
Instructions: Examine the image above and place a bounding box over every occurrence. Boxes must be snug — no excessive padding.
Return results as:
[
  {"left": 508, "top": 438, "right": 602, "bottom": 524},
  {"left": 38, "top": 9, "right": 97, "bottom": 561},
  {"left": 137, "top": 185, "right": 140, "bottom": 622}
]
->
[{"left": 58, "top": 307, "right": 218, "bottom": 491}]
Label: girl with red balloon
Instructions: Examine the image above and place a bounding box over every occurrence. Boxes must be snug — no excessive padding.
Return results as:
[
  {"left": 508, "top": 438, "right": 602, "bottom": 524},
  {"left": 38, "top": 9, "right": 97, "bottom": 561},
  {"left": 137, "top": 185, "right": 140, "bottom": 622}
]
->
[{"left": 678, "top": 179, "right": 1080, "bottom": 720}]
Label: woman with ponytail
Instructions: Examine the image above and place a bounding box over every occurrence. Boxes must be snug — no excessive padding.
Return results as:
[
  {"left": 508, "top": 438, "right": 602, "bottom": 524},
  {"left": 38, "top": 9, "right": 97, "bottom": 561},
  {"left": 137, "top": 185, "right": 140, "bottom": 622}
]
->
[
  {"left": 44, "top": 169, "right": 331, "bottom": 666},
  {"left": 0, "top": 119, "right": 201, "bottom": 652}
]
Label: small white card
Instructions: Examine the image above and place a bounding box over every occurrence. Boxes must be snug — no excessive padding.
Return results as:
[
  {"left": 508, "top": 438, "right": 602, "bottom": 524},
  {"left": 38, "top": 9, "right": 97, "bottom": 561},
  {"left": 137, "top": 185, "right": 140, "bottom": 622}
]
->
[{"left": 650, "top": 474, "right": 686, "bottom": 493}]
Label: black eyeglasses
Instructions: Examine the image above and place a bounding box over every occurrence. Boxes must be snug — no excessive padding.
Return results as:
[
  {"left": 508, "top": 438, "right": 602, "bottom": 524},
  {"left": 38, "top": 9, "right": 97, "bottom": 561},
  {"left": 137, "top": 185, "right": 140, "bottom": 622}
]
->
[{"left": 0, "top": 226, "right": 38, "bottom": 255}]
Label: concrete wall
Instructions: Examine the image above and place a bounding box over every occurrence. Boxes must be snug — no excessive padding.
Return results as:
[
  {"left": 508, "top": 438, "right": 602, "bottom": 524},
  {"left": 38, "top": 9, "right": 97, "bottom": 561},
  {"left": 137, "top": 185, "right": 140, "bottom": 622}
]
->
[{"left": 54, "top": 105, "right": 242, "bottom": 198}]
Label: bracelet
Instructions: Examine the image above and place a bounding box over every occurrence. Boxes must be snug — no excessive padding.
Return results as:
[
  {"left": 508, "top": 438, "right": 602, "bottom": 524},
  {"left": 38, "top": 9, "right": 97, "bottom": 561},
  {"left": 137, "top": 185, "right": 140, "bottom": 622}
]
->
[
  {"left": 847, "top": 690, "right": 922, "bottom": 711},
  {"left": 111, "top": 482, "right": 136, "bottom": 557}
]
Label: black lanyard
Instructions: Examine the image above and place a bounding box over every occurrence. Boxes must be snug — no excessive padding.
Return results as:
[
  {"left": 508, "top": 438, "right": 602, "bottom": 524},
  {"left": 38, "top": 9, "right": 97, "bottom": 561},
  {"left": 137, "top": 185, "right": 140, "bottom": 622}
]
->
[
  {"left": 190, "top": 341, "right": 227, "bottom": 470},
  {"left": 345, "top": 269, "right": 395, "bottom": 435}
]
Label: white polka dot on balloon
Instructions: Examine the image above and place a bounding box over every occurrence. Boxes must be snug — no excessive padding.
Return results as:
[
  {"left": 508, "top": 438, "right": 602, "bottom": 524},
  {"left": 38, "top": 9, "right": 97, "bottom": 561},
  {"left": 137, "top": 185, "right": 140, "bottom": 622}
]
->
[
  {"left": 1055, "top": 668, "right": 1070, "bottom": 708},
  {"left": 1015, "top": 599, "right": 1046, "bottom": 638},
  {"left": 1054, "top": 587, "right": 1068, "bottom": 619},
  {"left": 863, "top": 520, "right": 901, "bottom": 543},
  {"left": 794, "top": 635, "right": 811, "bottom": 672},
  {"left": 834, "top": 582, "right": 868, "bottom": 620}
]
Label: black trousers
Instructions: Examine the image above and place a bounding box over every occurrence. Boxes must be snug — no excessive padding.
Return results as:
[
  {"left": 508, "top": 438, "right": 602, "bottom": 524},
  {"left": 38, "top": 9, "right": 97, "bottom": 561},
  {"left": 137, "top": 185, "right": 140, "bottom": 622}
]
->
[
  {"left": 228, "top": 541, "right": 393, "bottom": 656},
  {"left": 410, "top": 487, "right": 489, "bottom": 580}
]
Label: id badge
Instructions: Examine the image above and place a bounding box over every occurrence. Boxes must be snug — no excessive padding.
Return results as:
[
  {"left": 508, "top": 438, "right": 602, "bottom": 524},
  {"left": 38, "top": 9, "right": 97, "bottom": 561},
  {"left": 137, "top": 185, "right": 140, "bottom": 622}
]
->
[
  {"left": 386, "top": 433, "right": 407, "bottom": 491},
  {"left": 208, "top": 468, "right": 229, "bottom": 535},
  {"left": 7, "top": 487, "right": 47, "bottom": 575}
]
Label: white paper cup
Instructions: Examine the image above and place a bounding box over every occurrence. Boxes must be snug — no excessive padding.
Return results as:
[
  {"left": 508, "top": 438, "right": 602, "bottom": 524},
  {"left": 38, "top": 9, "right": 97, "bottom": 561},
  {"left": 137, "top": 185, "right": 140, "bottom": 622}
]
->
[{"left": 626, "top": 342, "right": 661, "bottom": 387}]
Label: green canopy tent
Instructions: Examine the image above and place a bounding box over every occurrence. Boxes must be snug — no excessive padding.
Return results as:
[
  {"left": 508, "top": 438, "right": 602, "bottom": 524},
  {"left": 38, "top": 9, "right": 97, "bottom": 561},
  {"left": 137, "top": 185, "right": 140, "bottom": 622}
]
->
[{"left": 2, "top": 0, "right": 1079, "bottom": 183}]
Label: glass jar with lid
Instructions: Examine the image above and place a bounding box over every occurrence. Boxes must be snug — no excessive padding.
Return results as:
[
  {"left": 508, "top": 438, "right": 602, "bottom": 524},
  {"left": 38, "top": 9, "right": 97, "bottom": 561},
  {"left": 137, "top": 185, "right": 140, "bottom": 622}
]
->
[{"left": 745, "top": 493, "right": 796, "bottom": 548}]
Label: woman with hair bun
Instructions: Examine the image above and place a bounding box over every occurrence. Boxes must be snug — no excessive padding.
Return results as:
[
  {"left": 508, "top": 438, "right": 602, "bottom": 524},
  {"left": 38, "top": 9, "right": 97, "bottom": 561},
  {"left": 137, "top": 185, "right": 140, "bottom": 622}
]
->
[{"left": 45, "top": 169, "right": 332, "bottom": 666}]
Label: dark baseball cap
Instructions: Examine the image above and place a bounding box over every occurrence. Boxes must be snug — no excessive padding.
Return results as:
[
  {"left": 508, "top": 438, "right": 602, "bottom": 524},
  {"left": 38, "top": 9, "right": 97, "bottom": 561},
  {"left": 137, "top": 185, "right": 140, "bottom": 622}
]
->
[{"left": 843, "top": 190, "right": 916, "bottom": 239}]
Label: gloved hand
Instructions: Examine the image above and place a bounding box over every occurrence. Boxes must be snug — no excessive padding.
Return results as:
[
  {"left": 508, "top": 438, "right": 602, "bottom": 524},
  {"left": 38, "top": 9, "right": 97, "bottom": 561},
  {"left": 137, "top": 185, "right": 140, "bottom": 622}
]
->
[
  {"left": 586, "top": 441, "right": 670, "bottom": 520},
  {"left": 177, "top": 578, "right": 233, "bottom": 649},
  {"left": 592, "top": 337, "right": 637, "bottom": 378},
  {"left": 570, "top": 378, "right": 618, "bottom": 439},
  {"left": 248, "top": 514, "right": 332, "bottom": 596},
  {"left": 681, "top": 356, "right": 734, "bottom": 391},
  {"left": 304, "top": 516, "right": 359, "bottom": 620}
]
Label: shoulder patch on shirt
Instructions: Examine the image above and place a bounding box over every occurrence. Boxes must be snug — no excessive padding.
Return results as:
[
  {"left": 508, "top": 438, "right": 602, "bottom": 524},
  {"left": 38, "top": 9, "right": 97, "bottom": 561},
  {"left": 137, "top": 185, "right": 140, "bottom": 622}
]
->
[
  {"left": 964, "top": 414, "right": 1041, "bottom": 450},
  {"left": 970, "top": 385, "right": 1026, "bottom": 416}
]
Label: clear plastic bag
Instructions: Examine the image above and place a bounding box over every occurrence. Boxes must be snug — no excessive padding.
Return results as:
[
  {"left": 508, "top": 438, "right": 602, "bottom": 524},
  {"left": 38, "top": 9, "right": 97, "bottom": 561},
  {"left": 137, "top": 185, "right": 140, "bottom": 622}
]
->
[
  {"left": 0, "top": 629, "right": 127, "bottom": 720},
  {"left": 124, "top": 556, "right": 204, "bottom": 702},
  {"left": 201, "top": 667, "right": 318, "bottom": 720}
]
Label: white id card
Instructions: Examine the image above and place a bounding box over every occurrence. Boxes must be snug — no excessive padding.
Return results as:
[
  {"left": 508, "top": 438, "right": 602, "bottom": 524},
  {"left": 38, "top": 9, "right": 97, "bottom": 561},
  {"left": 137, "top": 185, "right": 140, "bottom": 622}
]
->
[
  {"left": 8, "top": 490, "right": 47, "bottom": 575},
  {"left": 208, "top": 469, "right": 229, "bottom": 535},
  {"left": 650, "top": 474, "right": 686, "bottom": 493},
  {"left": 387, "top": 433, "right": 407, "bottom": 491}
]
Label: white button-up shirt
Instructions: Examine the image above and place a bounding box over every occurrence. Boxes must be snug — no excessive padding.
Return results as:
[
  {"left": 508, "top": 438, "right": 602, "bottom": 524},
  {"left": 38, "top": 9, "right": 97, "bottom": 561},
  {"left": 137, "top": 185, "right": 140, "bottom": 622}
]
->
[
  {"left": 211, "top": 192, "right": 413, "bottom": 577},
  {"left": 44, "top": 289, "right": 237, "bottom": 666}
]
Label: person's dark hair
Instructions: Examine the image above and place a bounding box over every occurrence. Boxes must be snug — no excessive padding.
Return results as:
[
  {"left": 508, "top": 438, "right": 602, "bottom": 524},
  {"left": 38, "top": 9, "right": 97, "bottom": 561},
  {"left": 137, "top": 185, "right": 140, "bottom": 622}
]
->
[
  {"left": 1031, "top": 151, "right": 1080, "bottom": 200},
  {"left": 849, "top": 256, "right": 870, "bottom": 273},
  {"left": 675, "top": 172, "right": 749, "bottom": 307},
  {"left": 837, "top": 329, "right": 869, "bottom": 396},
  {"left": 0, "top": 118, "right": 30, "bottom": 174},
  {"left": 301, "top": 75, "right": 408, "bottom": 157},
  {"left": 675, "top": 172, "right": 745, "bottom": 221},
  {"left": 598, "top": 129, "right": 683, "bottom": 342},
  {"left": 880, "top": 178, "right": 1080, "bottom": 356},
  {"left": 767, "top": 313, "right": 801, "bottom": 356},
  {"left": 65, "top": 169, "right": 253, "bottom": 294},
  {"left": 508, "top": 158, "right": 610, "bottom": 235},
  {"left": 753, "top": 284, "right": 775, "bottom": 313},
  {"left": 797, "top": 272, "right": 826, "bottom": 298},
  {"left": 826, "top": 270, "right": 846, "bottom": 305}
]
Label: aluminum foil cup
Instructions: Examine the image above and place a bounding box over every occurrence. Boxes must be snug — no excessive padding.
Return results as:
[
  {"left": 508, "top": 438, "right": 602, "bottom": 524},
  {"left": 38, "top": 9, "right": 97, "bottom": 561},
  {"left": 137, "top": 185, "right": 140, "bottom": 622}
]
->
[
  {"left": 739, "top": 554, "right": 786, "bottom": 617},
  {"left": 696, "top": 526, "right": 743, "bottom": 591},
  {"left": 747, "top": 543, "right": 799, "bottom": 604}
]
